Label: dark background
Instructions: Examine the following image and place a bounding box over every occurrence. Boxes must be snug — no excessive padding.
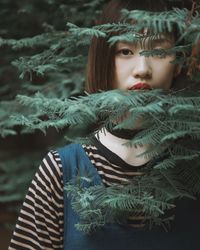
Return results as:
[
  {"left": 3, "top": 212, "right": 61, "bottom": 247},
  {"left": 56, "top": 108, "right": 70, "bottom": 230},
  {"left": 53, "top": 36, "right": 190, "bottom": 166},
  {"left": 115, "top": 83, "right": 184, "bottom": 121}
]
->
[{"left": 0, "top": 1, "right": 104, "bottom": 248}]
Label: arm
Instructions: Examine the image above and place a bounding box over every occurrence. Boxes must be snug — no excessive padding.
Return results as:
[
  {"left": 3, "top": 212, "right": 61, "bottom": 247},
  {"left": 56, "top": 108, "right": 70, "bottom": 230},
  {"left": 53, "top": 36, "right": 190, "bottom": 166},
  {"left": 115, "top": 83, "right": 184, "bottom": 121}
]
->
[{"left": 9, "top": 151, "right": 64, "bottom": 250}]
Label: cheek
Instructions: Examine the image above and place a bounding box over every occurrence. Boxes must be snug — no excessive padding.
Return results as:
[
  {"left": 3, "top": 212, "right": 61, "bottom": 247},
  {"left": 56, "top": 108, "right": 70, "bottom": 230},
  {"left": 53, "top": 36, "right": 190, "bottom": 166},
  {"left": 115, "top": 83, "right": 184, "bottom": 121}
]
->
[
  {"left": 115, "top": 60, "right": 128, "bottom": 75},
  {"left": 114, "top": 60, "right": 130, "bottom": 85},
  {"left": 153, "top": 58, "right": 176, "bottom": 87}
]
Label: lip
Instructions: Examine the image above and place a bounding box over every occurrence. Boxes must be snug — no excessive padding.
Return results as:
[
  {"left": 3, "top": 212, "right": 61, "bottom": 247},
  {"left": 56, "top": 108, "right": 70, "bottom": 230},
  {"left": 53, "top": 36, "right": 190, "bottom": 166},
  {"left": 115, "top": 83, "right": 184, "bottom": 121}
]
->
[{"left": 128, "top": 83, "right": 152, "bottom": 90}]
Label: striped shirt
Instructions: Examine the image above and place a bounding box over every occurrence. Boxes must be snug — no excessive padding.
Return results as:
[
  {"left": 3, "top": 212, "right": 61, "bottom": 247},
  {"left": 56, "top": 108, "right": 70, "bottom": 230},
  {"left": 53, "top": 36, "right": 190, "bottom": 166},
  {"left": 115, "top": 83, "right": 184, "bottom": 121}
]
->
[{"left": 9, "top": 141, "right": 148, "bottom": 250}]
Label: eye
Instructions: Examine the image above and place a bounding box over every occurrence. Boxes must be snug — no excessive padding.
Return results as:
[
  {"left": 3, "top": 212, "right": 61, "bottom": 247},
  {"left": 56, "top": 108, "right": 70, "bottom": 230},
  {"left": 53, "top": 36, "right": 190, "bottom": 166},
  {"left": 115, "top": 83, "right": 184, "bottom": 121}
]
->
[{"left": 117, "top": 48, "right": 133, "bottom": 56}]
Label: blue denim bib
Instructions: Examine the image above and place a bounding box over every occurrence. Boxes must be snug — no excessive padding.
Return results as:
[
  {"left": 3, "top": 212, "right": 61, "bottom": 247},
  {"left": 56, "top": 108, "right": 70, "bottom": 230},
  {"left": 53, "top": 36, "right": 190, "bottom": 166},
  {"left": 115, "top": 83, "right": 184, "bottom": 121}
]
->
[{"left": 58, "top": 143, "right": 199, "bottom": 250}]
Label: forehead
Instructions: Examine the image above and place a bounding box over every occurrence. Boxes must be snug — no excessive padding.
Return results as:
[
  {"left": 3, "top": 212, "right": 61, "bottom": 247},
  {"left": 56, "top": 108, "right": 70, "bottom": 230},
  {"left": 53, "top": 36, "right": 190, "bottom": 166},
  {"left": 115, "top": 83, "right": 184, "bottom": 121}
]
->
[
  {"left": 136, "top": 28, "right": 175, "bottom": 41},
  {"left": 115, "top": 32, "right": 175, "bottom": 48}
]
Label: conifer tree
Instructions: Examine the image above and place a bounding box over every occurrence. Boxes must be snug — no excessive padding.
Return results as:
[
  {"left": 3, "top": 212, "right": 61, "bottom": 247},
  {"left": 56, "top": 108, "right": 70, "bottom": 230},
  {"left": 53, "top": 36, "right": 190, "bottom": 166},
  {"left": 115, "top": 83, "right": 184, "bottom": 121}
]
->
[
  {"left": 0, "top": 0, "right": 104, "bottom": 218},
  {"left": 0, "top": 0, "right": 200, "bottom": 231}
]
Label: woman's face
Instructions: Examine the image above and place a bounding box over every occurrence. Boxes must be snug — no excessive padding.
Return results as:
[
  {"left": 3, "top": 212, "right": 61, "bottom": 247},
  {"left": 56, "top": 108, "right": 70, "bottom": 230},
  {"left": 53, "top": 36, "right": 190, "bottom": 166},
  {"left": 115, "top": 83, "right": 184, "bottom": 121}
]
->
[{"left": 114, "top": 35, "right": 179, "bottom": 90}]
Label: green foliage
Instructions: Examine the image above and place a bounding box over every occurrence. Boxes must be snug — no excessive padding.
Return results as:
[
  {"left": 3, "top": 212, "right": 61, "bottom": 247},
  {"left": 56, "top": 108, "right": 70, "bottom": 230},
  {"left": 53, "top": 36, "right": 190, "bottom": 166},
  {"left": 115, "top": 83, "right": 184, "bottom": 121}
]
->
[
  {"left": 11, "top": 88, "right": 200, "bottom": 232},
  {"left": 0, "top": 151, "right": 41, "bottom": 203},
  {"left": 65, "top": 161, "right": 196, "bottom": 233},
  {"left": 0, "top": 0, "right": 200, "bottom": 232},
  {"left": 0, "top": 0, "right": 106, "bottom": 210},
  {"left": 121, "top": 8, "right": 189, "bottom": 34},
  {"left": 10, "top": 89, "right": 200, "bottom": 166}
]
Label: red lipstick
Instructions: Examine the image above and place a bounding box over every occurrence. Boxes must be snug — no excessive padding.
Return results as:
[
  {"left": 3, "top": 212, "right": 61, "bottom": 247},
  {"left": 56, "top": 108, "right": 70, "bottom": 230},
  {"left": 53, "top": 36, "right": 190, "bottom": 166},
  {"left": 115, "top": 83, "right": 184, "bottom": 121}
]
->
[{"left": 128, "top": 83, "right": 152, "bottom": 90}]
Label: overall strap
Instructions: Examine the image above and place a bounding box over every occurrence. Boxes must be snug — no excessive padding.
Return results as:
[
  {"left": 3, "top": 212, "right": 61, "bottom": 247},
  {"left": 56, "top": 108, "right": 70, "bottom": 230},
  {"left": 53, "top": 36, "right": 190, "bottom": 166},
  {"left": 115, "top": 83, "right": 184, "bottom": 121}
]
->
[
  {"left": 57, "top": 143, "right": 102, "bottom": 249},
  {"left": 58, "top": 143, "right": 102, "bottom": 184}
]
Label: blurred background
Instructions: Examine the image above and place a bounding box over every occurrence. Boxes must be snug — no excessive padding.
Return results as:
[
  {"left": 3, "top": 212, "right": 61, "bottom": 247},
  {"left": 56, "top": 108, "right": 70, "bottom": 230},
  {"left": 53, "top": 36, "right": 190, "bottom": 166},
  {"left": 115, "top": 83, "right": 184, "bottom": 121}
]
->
[
  {"left": 0, "top": 0, "right": 105, "bottom": 248},
  {"left": 1, "top": 0, "right": 200, "bottom": 249}
]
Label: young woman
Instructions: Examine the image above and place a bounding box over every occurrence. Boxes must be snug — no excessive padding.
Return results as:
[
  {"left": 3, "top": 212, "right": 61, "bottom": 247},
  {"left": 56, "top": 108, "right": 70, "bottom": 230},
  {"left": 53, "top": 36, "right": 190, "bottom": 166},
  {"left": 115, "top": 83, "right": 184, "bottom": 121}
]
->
[{"left": 9, "top": 0, "right": 199, "bottom": 249}]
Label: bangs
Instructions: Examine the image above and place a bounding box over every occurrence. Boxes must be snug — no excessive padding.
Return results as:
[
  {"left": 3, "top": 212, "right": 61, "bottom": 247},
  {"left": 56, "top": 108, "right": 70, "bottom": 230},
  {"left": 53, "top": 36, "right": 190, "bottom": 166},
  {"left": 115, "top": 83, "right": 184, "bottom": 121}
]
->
[{"left": 86, "top": 0, "right": 191, "bottom": 93}]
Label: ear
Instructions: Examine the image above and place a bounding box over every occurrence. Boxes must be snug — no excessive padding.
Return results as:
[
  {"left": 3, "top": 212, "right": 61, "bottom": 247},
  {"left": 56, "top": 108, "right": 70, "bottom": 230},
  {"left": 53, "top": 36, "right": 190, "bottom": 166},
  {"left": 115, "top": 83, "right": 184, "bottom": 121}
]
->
[{"left": 174, "top": 65, "right": 182, "bottom": 77}]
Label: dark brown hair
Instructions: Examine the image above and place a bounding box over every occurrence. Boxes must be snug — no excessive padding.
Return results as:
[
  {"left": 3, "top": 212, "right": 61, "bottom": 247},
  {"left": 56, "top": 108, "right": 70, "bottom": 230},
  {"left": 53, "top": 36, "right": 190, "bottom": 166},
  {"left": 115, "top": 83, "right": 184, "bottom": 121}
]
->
[{"left": 86, "top": 0, "right": 192, "bottom": 93}]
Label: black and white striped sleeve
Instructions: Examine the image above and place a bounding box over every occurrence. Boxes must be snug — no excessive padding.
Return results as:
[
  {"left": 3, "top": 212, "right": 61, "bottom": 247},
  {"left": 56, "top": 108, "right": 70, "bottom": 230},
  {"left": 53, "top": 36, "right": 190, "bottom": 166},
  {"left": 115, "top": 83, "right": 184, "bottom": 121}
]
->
[{"left": 9, "top": 150, "right": 64, "bottom": 250}]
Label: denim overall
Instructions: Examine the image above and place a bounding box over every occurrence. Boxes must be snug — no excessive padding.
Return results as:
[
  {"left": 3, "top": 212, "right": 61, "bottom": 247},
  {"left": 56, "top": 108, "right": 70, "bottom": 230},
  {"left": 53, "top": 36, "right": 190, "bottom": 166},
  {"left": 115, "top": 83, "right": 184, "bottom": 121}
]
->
[{"left": 58, "top": 144, "right": 200, "bottom": 250}]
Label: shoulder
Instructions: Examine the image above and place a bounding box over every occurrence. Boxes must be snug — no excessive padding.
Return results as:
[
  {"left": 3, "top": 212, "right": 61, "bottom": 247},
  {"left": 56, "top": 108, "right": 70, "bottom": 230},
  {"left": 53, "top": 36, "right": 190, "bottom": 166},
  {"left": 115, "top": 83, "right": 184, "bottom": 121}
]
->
[
  {"left": 57, "top": 143, "right": 83, "bottom": 155},
  {"left": 35, "top": 150, "right": 64, "bottom": 191},
  {"left": 39, "top": 150, "right": 63, "bottom": 176},
  {"left": 57, "top": 143, "right": 87, "bottom": 164}
]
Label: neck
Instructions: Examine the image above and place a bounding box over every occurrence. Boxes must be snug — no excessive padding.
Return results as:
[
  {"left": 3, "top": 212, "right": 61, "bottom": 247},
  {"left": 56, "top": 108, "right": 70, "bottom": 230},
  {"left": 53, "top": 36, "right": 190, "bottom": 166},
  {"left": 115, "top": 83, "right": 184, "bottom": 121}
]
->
[
  {"left": 95, "top": 128, "right": 150, "bottom": 166},
  {"left": 106, "top": 124, "right": 143, "bottom": 140}
]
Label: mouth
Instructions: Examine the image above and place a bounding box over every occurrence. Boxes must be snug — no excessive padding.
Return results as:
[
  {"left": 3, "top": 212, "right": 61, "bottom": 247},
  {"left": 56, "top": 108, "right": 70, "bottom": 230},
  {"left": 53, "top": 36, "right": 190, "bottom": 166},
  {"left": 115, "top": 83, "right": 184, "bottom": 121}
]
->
[{"left": 128, "top": 83, "right": 152, "bottom": 90}]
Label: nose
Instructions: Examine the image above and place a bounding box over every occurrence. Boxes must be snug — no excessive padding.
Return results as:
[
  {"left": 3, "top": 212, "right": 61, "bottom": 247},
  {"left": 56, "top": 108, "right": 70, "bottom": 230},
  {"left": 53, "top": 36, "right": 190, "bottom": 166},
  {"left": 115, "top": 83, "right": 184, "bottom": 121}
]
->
[{"left": 132, "top": 54, "right": 152, "bottom": 79}]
